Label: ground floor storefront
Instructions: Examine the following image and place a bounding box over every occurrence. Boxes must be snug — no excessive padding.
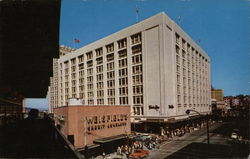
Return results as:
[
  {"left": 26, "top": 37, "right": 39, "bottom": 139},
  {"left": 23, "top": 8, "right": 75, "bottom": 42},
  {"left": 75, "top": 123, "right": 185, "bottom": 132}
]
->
[{"left": 132, "top": 115, "right": 211, "bottom": 136}]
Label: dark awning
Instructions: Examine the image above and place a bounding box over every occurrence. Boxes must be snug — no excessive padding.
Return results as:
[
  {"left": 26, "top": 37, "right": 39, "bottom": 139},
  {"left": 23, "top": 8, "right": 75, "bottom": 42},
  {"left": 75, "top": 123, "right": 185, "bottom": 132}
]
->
[{"left": 93, "top": 134, "right": 127, "bottom": 143}]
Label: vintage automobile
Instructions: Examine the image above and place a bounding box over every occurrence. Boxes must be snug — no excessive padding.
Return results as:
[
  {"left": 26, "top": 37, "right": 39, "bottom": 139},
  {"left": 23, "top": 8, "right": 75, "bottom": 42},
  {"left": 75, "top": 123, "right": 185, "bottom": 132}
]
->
[{"left": 129, "top": 149, "right": 150, "bottom": 159}]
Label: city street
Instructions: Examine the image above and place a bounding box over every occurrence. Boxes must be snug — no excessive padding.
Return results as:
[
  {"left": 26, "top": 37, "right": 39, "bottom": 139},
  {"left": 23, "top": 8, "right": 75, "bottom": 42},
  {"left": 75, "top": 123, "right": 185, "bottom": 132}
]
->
[{"left": 148, "top": 122, "right": 249, "bottom": 159}]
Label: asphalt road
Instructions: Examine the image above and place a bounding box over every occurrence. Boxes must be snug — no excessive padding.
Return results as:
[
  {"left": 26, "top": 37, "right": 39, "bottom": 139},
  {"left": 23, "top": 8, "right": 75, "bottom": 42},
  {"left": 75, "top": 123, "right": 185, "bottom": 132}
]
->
[{"left": 148, "top": 122, "right": 229, "bottom": 159}]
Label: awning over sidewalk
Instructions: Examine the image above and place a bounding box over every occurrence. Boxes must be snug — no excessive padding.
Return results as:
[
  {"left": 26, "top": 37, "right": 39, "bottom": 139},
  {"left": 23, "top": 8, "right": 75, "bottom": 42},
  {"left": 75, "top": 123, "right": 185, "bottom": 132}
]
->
[
  {"left": 167, "top": 115, "right": 204, "bottom": 124},
  {"left": 94, "top": 134, "right": 127, "bottom": 144}
]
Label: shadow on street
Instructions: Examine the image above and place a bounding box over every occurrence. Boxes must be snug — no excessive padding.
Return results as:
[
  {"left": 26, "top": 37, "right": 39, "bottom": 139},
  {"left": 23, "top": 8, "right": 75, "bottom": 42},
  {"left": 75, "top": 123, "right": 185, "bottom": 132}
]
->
[{"left": 165, "top": 142, "right": 249, "bottom": 159}]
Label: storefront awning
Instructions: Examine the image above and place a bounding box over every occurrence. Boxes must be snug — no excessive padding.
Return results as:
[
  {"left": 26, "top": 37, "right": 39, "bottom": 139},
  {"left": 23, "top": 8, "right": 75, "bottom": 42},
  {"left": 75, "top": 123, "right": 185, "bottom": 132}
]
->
[{"left": 94, "top": 134, "right": 127, "bottom": 143}]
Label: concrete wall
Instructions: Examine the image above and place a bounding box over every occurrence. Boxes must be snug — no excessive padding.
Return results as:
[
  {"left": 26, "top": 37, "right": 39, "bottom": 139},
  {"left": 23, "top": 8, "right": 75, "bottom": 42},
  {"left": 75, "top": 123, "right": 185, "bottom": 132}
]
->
[{"left": 144, "top": 26, "right": 161, "bottom": 116}]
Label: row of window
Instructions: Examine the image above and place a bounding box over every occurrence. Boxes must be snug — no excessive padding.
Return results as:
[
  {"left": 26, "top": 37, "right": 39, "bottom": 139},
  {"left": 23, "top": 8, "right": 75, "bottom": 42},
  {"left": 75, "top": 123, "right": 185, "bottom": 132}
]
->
[
  {"left": 62, "top": 34, "right": 140, "bottom": 69},
  {"left": 175, "top": 33, "right": 208, "bottom": 63}
]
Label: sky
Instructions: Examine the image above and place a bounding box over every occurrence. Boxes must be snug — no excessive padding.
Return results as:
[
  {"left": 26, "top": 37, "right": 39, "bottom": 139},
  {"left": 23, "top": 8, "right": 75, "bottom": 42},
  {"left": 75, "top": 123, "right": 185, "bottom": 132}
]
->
[
  {"left": 60, "top": 0, "right": 250, "bottom": 96},
  {"left": 25, "top": 98, "right": 48, "bottom": 110}
]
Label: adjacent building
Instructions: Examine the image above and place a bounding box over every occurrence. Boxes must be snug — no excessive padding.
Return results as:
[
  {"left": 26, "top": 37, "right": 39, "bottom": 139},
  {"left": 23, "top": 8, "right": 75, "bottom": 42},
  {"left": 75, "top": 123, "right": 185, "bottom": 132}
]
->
[
  {"left": 50, "top": 12, "right": 211, "bottom": 121},
  {"left": 211, "top": 89, "right": 224, "bottom": 102},
  {"left": 224, "top": 95, "right": 250, "bottom": 108},
  {"left": 211, "top": 88, "right": 225, "bottom": 112},
  {"left": 48, "top": 46, "right": 76, "bottom": 113},
  {"left": 54, "top": 105, "right": 130, "bottom": 148}
]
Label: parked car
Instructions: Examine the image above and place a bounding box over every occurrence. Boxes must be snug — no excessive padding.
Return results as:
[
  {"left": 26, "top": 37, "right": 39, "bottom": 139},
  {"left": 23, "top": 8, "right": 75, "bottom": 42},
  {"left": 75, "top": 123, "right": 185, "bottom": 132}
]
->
[
  {"left": 129, "top": 149, "right": 150, "bottom": 159},
  {"left": 134, "top": 134, "right": 151, "bottom": 142}
]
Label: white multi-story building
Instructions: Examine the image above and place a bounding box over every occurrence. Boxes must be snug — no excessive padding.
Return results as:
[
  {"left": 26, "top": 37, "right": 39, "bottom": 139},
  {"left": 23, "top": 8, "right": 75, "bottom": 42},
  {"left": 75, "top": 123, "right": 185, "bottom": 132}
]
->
[
  {"left": 53, "top": 12, "right": 211, "bottom": 120},
  {"left": 48, "top": 45, "right": 75, "bottom": 113}
]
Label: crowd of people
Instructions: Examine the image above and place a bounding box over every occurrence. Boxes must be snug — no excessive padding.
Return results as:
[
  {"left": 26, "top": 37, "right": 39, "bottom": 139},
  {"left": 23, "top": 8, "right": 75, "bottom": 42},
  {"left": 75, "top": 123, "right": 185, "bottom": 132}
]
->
[
  {"left": 99, "top": 119, "right": 214, "bottom": 159},
  {"left": 162, "top": 120, "right": 212, "bottom": 140}
]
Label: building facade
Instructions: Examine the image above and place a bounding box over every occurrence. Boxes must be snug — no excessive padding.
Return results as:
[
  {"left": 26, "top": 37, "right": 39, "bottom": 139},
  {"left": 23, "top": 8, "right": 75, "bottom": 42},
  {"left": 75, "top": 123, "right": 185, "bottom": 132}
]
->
[
  {"left": 54, "top": 105, "right": 131, "bottom": 148},
  {"left": 53, "top": 12, "right": 211, "bottom": 120},
  {"left": 48, "top": 46, "right": 75, "bottom": 113},
  {"left": 211, "top": 89, "right": 224, "bottom": 102},
  {"left": 59, "top": 45, "right": 76, "bottom": 57}
]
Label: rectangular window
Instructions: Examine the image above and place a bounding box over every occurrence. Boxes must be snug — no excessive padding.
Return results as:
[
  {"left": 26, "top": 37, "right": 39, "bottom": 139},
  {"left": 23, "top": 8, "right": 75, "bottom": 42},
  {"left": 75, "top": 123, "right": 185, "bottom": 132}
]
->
[
  {"left": 87, "top": 84, "right": 93, "bottom": 90},
  {"left": 71, "top": 58, "right": 76, "bottom": 65},
  {"left": 96, "top": 48, "right": 103, "bottom": 57},
  {"left": 87, "top": 60, "right": 93, "bottom": 67},
  {"left": 132, "top": 54, "right": 142, "bottom": 64},
  {"left": 86, "top": 51, "right": 93, "bottom": 60},
  {"left": 119, "top": 87, "right": 128, "bottom": 95},
  {"left": 79, "top": 63, "right": 84, "bottom": 70},
  {"left": 119, "top": 68, "right": 127, "bottom": 77},
  {"left": 108, "top": 98, "right": 115, "bottom": 105},
  {"left": 131, "top": 33, "right": 141, "bottom": 44},
  {"left": 133, "top": 95, "right": 143, "bottom": 105},
  {"left": 107, "top": 71, "right": 115, "bottom": 79},
  {"left": 106, "top": 53, "right": 114, "bottom": 61},
  {"left": 118, "top": 49, "right": 127, "bottom": 58},
  {"left": 107, "top": 89, "right": 115, "bottom": 96},
  {"left": 133, "top": 85, "right": 143, "bottom": 95},
  {"left": 132, "top": 75, "right": 143, "bottom": 84},
  {"left": 132, "top": 65, "right": 143, "bottom": 74},
  {"left": 118, "top": 38, "right": 127, "bottom": 49},
  {"left": 97, "top": 90, "right": 104, "bottom": 97},
  {"left": 132, "top": 44, "right": 142, "bottom": 54},
  {"left": 175, "top": 33, "right": 180, "bottom": 45},
  {"left": 88, "top": 99, "right": 94, "bottom": 104},
  {"left": 96, "top": 57, "right": 103, "bottom": 65},
  {"left": 118, "top": 59, "right": 127, "bottom": 68},
  {"left": 107, "top": 80, "right": 115, "bottom": 88},
  {"left": 96, "top": 74, "right": 103, "bottom": 81},
  {"left": 97, "top": 82, "right": 103, "bottom": 89},
  {"left": 119, "top": 77, "right": 128, "bottom": 86},
  {"left": 119, "top": 97, "right": 128, "bottom": 104},
  {"left": 107, "top": 62, "right": 114, "bottom": 71},
  {"left": 78, "top": 55, "right": 84, "bottom": 63},
  {"left": 106, "top": 43, "right": 114, "bottom": 53},
  {"left": 87, "top": 91, "right": 93, "bottom": 97},
  {"left": 96, "top": 65, "right": 103, "bottom": 73},
  {"left": 182, "top": 39, "right": 186, "bottom": 50},
  {"left": 87, "top": 76, "right": 93, "bottom": 83},
  {"left": 176, "top": 45, "right": 180, "bottom": 55},
  {"left": 176, "top": 55, "right": 180, "bottom": 64}
]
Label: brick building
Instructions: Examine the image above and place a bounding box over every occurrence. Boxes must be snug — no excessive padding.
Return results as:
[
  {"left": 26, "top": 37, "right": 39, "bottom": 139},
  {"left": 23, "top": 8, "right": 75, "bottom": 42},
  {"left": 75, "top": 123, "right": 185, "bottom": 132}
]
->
[{"left": 54, "top": 105, "right": 130, "bottom": 148}]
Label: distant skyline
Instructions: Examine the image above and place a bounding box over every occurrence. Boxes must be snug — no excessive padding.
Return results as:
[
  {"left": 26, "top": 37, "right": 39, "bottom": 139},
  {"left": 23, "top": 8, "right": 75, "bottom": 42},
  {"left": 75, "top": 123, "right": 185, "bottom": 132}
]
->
[{"left": 60, "top": 0, "right": 250, "bottom": 96}]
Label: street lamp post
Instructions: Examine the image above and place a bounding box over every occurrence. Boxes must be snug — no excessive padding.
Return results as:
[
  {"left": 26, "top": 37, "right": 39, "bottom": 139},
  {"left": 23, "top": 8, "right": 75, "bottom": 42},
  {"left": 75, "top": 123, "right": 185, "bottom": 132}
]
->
[
  {"left": 127, "top": 111, "right": 136, "bottom": 135},
  {"left": 186, "top": 109, "right": 210, "bottom": 144}
]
